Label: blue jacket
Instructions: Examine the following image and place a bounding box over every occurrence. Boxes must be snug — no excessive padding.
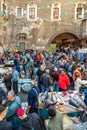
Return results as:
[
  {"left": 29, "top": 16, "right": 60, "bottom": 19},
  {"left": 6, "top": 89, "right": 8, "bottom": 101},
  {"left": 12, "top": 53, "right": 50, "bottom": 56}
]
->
[
  {"left": 27, "top": 87, "right": 39, "bottom": 108},
  {"left": 12, "top": 70, "right": 19, "bottom": 82},
  {"left": 6, "top": 96, "right": 22, "bottom": 130},
  {"left": 0, "top": 120, "right": 12, "bottom": 130}
]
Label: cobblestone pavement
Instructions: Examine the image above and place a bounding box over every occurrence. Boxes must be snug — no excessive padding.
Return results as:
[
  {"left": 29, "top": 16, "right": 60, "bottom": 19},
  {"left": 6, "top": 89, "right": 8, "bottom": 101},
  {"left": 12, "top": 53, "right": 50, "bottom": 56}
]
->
[{"left": 18, "top": 91, "right": 28, "bottom": 102}]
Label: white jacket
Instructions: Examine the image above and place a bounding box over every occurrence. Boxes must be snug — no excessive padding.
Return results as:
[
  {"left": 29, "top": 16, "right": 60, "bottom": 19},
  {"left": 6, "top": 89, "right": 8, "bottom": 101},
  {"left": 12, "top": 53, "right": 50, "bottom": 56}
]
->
[{"left": 74, "top": 78, "right": 87, "bottom": 91}]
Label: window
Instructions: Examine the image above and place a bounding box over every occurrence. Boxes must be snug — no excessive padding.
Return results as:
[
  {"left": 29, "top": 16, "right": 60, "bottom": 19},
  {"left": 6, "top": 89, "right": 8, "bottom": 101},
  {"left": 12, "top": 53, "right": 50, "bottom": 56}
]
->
[
  {"left": 29, "top": 7, "right": 35, "bottom": 19},
  {"left": 53, "top": 8, "right": 59, "bottom": 19},
  {"left": 75, "top": 3, "right": 84, "bottom": 19},
  {"left": 16, "top": 6, "right": 23, "bottom": 18},
  {"left": 27, "top": 2, "right": 37, "bottom": 20},
  {"left": 77, "top": 7, "right": 82, "bottom": 19},
  {"left": 51, "top": 3, "right": 61, "bottom": 20}
]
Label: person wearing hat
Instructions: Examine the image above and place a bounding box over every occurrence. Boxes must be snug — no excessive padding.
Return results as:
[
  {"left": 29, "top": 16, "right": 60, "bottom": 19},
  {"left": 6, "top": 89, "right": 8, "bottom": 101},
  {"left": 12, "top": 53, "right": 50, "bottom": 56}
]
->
[
  {"left": 27, "top": 80, "right": 39, "bottom": 114},
  {"left": 0, "top": 104, "right": 12, "bottom": 130},
  {"left": 17, "top": 108, "right": 43, "bottom": 130}
]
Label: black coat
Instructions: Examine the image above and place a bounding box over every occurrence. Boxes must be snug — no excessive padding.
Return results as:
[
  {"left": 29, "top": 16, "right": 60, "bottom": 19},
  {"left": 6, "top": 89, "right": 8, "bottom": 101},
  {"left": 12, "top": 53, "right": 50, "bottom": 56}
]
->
[
  {"left": 18, "top": 113, "right": 42, "bottom": 130},
  {"left": 37, "top": 69, "right": 45, "bottom": 83},
  {"left": 40, "top": 73, "right": 51, "bottom": 88},
  {"left": 4, "top": 74, "right": 12, "bottom": 88},
  {"left": 0, "top": 120, "right": 12, "bottom": 130},
  {"left": 0, "top": 87, "right": 6, "bottom": 104}
]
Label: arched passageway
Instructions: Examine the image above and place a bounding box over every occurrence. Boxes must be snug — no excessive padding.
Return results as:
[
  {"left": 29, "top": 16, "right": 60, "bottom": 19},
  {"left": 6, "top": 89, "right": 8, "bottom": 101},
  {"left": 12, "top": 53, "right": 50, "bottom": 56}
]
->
[{"left": 48, "top": 32, "right": 81, "bottom": 47}]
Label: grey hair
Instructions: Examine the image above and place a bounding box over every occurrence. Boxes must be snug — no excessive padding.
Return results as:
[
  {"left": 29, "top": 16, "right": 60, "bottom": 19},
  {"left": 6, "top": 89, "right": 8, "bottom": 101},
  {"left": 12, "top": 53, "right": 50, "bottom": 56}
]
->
[
  {"left": 8, "top": 90, "right": 15, "bottom": 97},
  {"left": 46, "top": 69, "right": 50, "bottom": 74}
]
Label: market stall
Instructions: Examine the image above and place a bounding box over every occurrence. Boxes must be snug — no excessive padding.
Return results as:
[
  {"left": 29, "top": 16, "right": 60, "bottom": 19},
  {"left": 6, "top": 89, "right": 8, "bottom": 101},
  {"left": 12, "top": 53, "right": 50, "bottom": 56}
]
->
[{"left": 39, "top": 90, "right": 86, "bottom": 130}]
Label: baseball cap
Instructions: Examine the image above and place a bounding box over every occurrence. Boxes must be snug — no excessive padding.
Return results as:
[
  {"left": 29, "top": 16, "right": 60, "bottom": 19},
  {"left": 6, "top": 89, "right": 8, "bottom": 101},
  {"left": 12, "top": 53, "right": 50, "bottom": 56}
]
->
[{"left": 17, "top": 108, "right": 25, "bottom": 117}]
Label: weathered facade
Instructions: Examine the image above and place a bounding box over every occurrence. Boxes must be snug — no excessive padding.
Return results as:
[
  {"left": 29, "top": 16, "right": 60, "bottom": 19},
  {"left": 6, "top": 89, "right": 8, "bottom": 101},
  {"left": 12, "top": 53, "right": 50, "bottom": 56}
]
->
[
  {"left": 82, "top": 10, "right": 87, "bottom": 47},
  {"left": 0, "top": 0, "right": 87, "bottom": 51}
]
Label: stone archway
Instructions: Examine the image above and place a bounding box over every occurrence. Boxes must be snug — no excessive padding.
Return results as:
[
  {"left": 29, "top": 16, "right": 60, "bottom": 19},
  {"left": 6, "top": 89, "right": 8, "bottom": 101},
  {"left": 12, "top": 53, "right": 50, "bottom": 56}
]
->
[
  {"left": 16, "top": 33, "right": 28, "bottom": 50},
  {"left": 48, "top": 31, "right": 81, "bottom": 47}
]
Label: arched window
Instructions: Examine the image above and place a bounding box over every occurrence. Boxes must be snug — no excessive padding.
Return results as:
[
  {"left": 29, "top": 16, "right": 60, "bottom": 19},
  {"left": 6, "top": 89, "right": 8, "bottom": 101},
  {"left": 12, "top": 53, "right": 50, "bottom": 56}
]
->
[
  {"left": 27, "top": 2, "right": 37, "bottom": 21},
  {"left": 75, "top": 3, "right": 84, "bottom": 19},
  {"left": 51, "top": 3, "right": 61, "bottom": 20}
]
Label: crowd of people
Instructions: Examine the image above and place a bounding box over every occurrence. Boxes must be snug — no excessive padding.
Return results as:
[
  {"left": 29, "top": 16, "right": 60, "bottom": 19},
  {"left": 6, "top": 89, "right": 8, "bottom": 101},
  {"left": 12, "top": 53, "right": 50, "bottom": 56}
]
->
[{"left": 0, "top": 46, "right": 87, "bottom": 130}]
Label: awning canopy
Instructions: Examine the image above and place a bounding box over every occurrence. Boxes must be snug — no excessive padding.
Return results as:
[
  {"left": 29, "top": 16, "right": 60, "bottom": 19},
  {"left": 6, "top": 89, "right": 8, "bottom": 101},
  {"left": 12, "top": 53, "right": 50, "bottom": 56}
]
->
[{"left": 64, "top": 39, "right": 75, "bottom": 43}]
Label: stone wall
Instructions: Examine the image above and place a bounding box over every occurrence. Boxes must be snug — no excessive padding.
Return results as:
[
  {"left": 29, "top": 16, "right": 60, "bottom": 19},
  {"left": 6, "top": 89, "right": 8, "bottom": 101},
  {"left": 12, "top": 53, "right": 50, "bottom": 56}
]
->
[{"left": 0, "top": 0, "right": 87, "bottom": 50}]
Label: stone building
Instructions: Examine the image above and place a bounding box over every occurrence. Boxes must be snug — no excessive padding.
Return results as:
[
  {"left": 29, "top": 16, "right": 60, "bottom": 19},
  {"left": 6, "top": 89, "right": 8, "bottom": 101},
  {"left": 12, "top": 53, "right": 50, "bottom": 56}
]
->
[
  {"left": 0, "top": 0, "right": 87, "bottom": 51},
  {"left": 82, "top": 10, "right": 87, "bottom": 47}
]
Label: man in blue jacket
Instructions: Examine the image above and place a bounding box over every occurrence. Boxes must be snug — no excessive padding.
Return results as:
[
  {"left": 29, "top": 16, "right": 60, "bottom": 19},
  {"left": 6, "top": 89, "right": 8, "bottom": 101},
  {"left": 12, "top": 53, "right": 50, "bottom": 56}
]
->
[
  {"left": 27, "top": 81, "right": 39, "bottom": 114},
  {"left": 11, "top": 67, "right": 19, "bottom": 94}
]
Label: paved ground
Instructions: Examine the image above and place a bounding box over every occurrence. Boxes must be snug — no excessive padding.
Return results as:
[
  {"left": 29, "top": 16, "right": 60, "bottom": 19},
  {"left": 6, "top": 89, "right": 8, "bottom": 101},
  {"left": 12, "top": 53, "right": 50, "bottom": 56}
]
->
[{"left": 18, "top": 91, "right": 28, "bottom": 102}]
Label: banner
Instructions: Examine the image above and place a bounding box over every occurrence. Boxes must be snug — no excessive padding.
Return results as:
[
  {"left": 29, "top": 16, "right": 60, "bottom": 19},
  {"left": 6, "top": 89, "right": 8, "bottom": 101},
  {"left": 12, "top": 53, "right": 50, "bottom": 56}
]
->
[{"left": 49, "top": 44, "right": 56, "bottom": 52}]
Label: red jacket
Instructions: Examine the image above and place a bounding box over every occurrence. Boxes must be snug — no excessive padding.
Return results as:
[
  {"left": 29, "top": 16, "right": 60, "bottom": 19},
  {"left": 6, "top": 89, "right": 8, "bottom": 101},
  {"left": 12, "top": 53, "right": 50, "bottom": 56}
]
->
[
  {"left": 36, "top": 55, "right": 41, "bottom": 62},
  {"left": 58, "top": 73, "right": 70, "bottom": 90}
]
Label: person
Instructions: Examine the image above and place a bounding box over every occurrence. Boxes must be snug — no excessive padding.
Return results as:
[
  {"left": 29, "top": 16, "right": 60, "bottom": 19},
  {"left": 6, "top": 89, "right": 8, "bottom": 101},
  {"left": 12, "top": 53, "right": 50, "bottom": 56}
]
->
[
  {"left": 11, "top": 67, "right": 19, "bottom": 94},
  {"left": 17, "top": 108, "right": 43, "bottom": 130},
  {"left": 0, "top": 86, "right": 6, "bottom": 104},
  {"left": 58, "top": 69, "right": 70, "bottom": 91},
  {"left": 40, "top": 69, "right": 51, "bottom": 93},
  {"left": 73, "top": 65, "right": 82, "bottom": 81},
  {"left": 0, "top": 104, "right": 12, "bottom": 130},
  {"left": 14, "top": 53, "right": 21, "bottom": 73},
  {"left": 74, "top": 72, "right": 87, "bottom": 92},
  {"left": 3, "top": 71, "right": 12, "bottom": 91},
  {"left": 22, "top": 58, "right": 27, "bottom": 74},
  {"left": 29, "top": 60, "right": 34, "bottom": 79},
  {"left": 35, "top": 53, "right": 41, "bottom": 67},
  {"left": 37, "top": 65, "right": 45, "bottom": 92},
  {"left": 51, "top": 67, "right": 59, "bottom": 92},
  {"left": 47, "top": 105, "right": 63, "bottom": 130},
  {"left": 27, "top": 81, "right": 39, "bottom": 114},
  {"left": 6, "top": 90, "right": 21, "bottom": 130}
]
